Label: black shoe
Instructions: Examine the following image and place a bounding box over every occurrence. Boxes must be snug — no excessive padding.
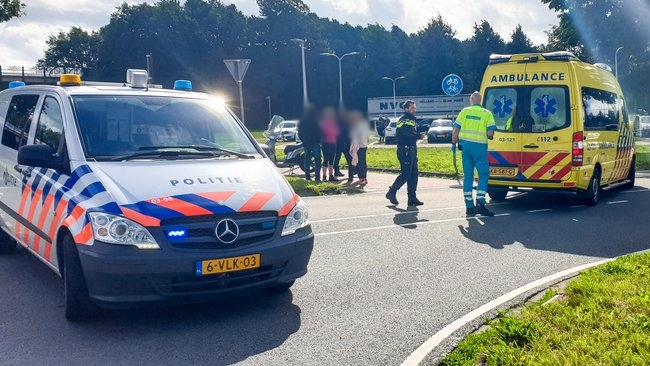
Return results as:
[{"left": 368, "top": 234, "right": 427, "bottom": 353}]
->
[
  {"left": 407, "top": 199, "right": 424, "bottom": 206},
  {"left": 328, "top": 176, "right": 339, "bottom": 182},
  {"left": 466, "top": 207, "right": 475, "bottom": 217},
  {"left": 385, "top": 189, "right": 399, "bottom": 205},
  {"left": 334, "top": 171, "right": 345, "bottom": 177},
  {"left": 474, "top": 203, "right": 495, "bottom": 217}
]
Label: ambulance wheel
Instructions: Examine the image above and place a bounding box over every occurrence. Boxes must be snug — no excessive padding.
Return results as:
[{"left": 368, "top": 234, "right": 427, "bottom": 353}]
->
[
  {"left": 623, "top": 157, "right": 635, "bottom": 189},
  {"left": 487, "top": 188, "right": 508, "bottom": 201},
  {"left": 582, "top": 168, "right": 601, "bottom": 206},
  {"left": 63, "top": 235, "right": 99, "bottom": 321},
  {"left": 265, "top": 280, "right": 295, "bottom": 295},
  {"left": 0, "top": 229, "right": 17, "bottom": 255}
]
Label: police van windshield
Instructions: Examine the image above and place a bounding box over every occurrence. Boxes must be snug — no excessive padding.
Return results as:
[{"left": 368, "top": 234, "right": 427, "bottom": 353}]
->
[
  {"left": 484, "top": 86, "right": 570, "bottom": 133},
  {"left": 72, "top": 96, "right": 259, "bottom": 161}
]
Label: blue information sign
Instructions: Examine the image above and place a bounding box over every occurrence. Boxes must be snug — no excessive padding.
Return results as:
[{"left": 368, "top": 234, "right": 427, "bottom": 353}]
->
[{"left": 442, "top": 74, "right": 463, "bottom": 96}]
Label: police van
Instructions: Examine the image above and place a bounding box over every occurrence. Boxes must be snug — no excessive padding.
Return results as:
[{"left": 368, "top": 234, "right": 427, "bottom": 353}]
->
[
  {"left": 481, "top": 52, "right": 635, "bottom": 205},
  {"left": 0, "top": 71, "right": 314, "bottom": 320}
]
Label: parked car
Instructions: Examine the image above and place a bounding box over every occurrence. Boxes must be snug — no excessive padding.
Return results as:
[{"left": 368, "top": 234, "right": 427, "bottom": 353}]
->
[
  {"left": 427, "top": 119, "right": 454, "bottom": 143},
  {"left": 274, "top": 121, "right": 298, "bottom": 141},
  {"left": 384, "top": 119, "right": 399, "bottom": 144},
  {"left": 637, "top": 116, "right": 650, "bottom": 137}
]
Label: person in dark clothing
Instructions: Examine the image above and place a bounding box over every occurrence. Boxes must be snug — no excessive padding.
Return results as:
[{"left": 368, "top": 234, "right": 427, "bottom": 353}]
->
[
  {"left": 334, "top": 111, "right": 354, "bottom": 179},
  {"left": 298, "top": 105, "right": 322, "bottom": 181},
  {"left": 386, "top": 100, "right": 423, "bottom": 206}
]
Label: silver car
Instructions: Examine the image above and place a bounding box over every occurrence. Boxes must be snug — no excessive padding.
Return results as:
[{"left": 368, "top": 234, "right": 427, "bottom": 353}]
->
[{"left": 427, "top": 119, "right": 454, "bottom": 143}]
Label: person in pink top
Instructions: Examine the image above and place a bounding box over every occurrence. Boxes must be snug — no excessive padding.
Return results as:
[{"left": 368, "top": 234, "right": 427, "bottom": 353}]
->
[{"left": 319, "top": 107, "right": 340, "bottom": 181}]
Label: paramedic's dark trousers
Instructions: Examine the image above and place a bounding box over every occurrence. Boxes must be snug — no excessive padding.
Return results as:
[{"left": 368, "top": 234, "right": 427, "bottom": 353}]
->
[{"left": 389, "top": 145, "right": 418, "bottom": 198}]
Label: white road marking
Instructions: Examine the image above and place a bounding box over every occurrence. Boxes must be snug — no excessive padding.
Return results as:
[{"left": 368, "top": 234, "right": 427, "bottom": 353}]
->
[
  {"left": 311, "top": 206, "right": 466, "bottom": 223},
  {"left": 475, "top": 218, "right": 485, "bottom": 225},
  {"left": 310, "top": 201, "right": 536, "bottom": 224},
  {"left": 315, "top": 214, "right": 511, "bottom": 237},
  {"left": 606, "top": 200, "right": 628, "bottom": 205},
  {"left": 528, "top": 208, "right": 552, "bottom": 213},
  {"left": 401, "top": 248, "right": 650, "bottom": 366},
  {"left": 570, "top": 205, "right": 587, "bottom": 209}
]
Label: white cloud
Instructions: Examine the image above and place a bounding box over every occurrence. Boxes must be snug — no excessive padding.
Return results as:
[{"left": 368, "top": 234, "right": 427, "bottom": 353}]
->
[{"left": 0, "top": 0, "right": 558, "bottom": 66}]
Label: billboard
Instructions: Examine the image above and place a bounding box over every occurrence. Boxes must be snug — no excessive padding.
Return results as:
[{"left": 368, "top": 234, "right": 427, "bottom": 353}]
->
[{"left": 368, "top": 94, "right": 470, "bottom": 119}]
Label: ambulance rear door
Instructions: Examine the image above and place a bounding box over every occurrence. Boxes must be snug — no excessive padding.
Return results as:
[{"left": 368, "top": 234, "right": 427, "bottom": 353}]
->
[{"left": 518, "top": 62, "right": 575, "bottom": 182}]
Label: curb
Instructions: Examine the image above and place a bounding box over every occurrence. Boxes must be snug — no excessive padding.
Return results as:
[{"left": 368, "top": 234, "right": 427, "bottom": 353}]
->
[{"left": 402, "top": 248, "right": 650, "bottom": 366}]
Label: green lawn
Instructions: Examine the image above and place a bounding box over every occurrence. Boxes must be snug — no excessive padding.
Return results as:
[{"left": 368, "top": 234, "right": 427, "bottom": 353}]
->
[
  {"left": 285, "top": 176, "right": 351, "bottom": 196},
  {"left": 439, "top": 252, "right": 650, "bottom": 365},
  {"left": 274, "top": 144, "right": 650, "bottom": 176},
  {"left": 249, "top": 130, "right": 267, "bottom": 143}
]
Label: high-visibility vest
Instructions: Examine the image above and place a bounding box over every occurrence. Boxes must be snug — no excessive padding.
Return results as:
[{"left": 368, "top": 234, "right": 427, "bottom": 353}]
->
[{"left": 455, "top": 105, "right": 496, "bottom": 144}]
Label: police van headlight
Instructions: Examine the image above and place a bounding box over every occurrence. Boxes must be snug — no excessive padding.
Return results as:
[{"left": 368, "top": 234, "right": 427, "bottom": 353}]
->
[
  {"left": 281, "top": 200, "right": 310, "bottom": 236},
  {"left": 88, "top": 212, "right": 159, "bottom": 249}
]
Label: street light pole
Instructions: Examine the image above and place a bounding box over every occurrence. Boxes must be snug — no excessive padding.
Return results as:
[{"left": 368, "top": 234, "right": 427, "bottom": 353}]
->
[
  {"left": 291, "top": 39, "right": 309, "bottom": 110},
  {"left": 266, "top": 96, "right": 272, "bottom": 121},
  {"left": 615, "top": 46, "right": 624, "bottom": 80},
  {"left": 320, "top": 51, "right": 360, "bottom": 111},
  {"left": 382, "top": 76, "right": 406, "bottom": 117}
]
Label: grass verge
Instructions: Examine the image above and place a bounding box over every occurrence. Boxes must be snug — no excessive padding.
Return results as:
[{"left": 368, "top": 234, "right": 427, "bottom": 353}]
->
[
  {"left": 274, "top": 144, "right": 650, "bottom": 176},
  {"left": 438, "top": 252, "right": 650, "bottom": 365},
  {"left": 285, "top": 176, "right": 363, "bottom": 196}
]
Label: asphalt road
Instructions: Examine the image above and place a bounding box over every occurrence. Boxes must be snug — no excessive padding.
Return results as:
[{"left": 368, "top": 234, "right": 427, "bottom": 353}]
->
[{"left": 2, "top": 175, "right": 650, "bottom": 366}]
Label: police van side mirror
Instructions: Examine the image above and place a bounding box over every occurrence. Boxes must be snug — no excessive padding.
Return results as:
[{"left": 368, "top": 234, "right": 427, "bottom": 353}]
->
[{"left": 18, "top": 144, "right": 61, "bottom": 170}]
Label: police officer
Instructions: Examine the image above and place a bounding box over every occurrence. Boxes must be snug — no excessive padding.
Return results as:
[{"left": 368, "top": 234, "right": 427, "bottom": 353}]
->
[
  {"left": 386, "top": 100, "right": 423, "bottom": 206},
  {"left": 452, "top": 92, "right": 496, "bottom": 217}
]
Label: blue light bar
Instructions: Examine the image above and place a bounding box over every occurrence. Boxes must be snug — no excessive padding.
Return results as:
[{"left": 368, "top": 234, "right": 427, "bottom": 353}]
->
[
  {"left": 261, "top": 221, "right": 276, "bottom": 230},
  {"left": 8, "top": 81, "right": 25, "bottom": 89},
  {"left": 173, "top": 80, "right": 192, "bottom": 91},
  {"left": 167, "top": 230, "right": 186, "bottom": 238}
]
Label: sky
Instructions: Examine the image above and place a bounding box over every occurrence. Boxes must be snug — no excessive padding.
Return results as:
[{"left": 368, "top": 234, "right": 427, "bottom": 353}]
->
[{"left": 0, "top": 0, "right": 559, "bottom": 66}]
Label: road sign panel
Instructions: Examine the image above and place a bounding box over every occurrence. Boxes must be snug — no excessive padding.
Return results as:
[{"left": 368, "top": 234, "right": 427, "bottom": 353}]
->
[
  {"left": 442, "top": 74, "right": 463, "bottom": 96},
  {"left": 224, "top": 59, "right": 251, "bottom": 83}
]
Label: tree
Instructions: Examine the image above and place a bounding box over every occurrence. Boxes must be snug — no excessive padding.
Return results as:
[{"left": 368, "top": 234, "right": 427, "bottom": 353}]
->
[
  {"left": 506, "top": 25, "right": 535, "bottom": 54},
  {"left": 463, "top": 20, "right": 506, "bottom": 91},
  {"left": 540, "top": 0, "right": 650, "bottom": 111},
  {"left": 0, "top": 0, "right": 24, "bottom": 23},
  {"left": 411, "top": 15, "right": 461, "bottom": 95},
  {"left": 38, "top": 27, "right": 100, "bottom": 76}
]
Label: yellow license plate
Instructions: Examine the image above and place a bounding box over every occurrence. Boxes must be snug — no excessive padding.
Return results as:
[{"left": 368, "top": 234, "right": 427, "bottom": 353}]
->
[
  {"left": 196, "top": 254, "right": 260, "bottom": 276},
  {"left": 490, "top": 167, "right": 517, "bottom": 177}
]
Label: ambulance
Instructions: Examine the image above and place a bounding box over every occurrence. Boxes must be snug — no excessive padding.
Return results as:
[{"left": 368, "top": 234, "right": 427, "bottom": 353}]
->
[
  {"left": 481, "top": 52, "right": 635, "bottom": 205},
  {"left": 0, "top": 71, "right": 314, "bottom": 321}
]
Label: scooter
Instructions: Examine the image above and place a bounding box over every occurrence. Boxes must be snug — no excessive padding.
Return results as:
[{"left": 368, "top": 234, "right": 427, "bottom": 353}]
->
[{"left": 263, "top": 116, "right": 310, "bottom": 175}]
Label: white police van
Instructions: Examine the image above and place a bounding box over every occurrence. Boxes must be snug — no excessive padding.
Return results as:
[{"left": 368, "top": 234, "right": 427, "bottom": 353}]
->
[{"left": 0, "top": 72, "right": 313, "bottom": 321}]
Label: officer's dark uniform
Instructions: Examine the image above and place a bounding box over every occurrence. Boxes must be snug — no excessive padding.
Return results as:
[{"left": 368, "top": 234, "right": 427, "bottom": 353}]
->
[{"left": 386, "top": 112, "right": 422, "bottom": 206}]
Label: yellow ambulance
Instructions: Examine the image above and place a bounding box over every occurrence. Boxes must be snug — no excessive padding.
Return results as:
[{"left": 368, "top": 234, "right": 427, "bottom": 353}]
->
[{"left": 480, "top": 52, "right": 635, "bottom": 205}]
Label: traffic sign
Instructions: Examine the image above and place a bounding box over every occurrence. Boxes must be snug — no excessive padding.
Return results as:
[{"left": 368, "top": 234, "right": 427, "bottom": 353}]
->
[
  {"left": 224, "top": 59, "right": 251, "bottom": 83},
  {"left": 442, "top": 74, "right": 463, "bottom": 96}
]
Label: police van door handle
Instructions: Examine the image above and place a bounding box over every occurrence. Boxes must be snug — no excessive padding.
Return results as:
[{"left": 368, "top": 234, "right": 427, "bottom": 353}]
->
[{"left": 523, "top": 144, "right": 539, "bottom": 149}]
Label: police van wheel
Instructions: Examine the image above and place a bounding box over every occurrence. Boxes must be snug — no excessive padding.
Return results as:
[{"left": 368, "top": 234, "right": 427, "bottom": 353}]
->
[
  {"left": 623, "top": 157, "right": 635, "bottom": 189},
  {"left": 0, "top": 229, "right": 17, "bottom": 255},
  {"left": 63, "top": 235, "right": 99, "bottom": 321},
  {"left": 582, "top": 168, "right": 602, "bottom": 206},
  {"left": 487, "top": 188, "right": 508, "bottom": 201}
]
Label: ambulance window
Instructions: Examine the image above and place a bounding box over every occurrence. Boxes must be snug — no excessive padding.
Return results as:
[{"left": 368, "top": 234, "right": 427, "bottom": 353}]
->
[
  {"left": 1, "top": 94, "right": 39, "bottom": 150},
  {"left": 620, "top": 98, "right": 629, "bottom": 124},
  {"left": 530, "top": 87, "right": 570, "bottom": 132},
  {"left": 582, "top": 88, "right": 619, "bottom": 131},
  {"left": 484, "top": 88, "right": 517, "bottom": 132},
  {"left": 35, "top": 97, "right": 64, "bottom": 151}
]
